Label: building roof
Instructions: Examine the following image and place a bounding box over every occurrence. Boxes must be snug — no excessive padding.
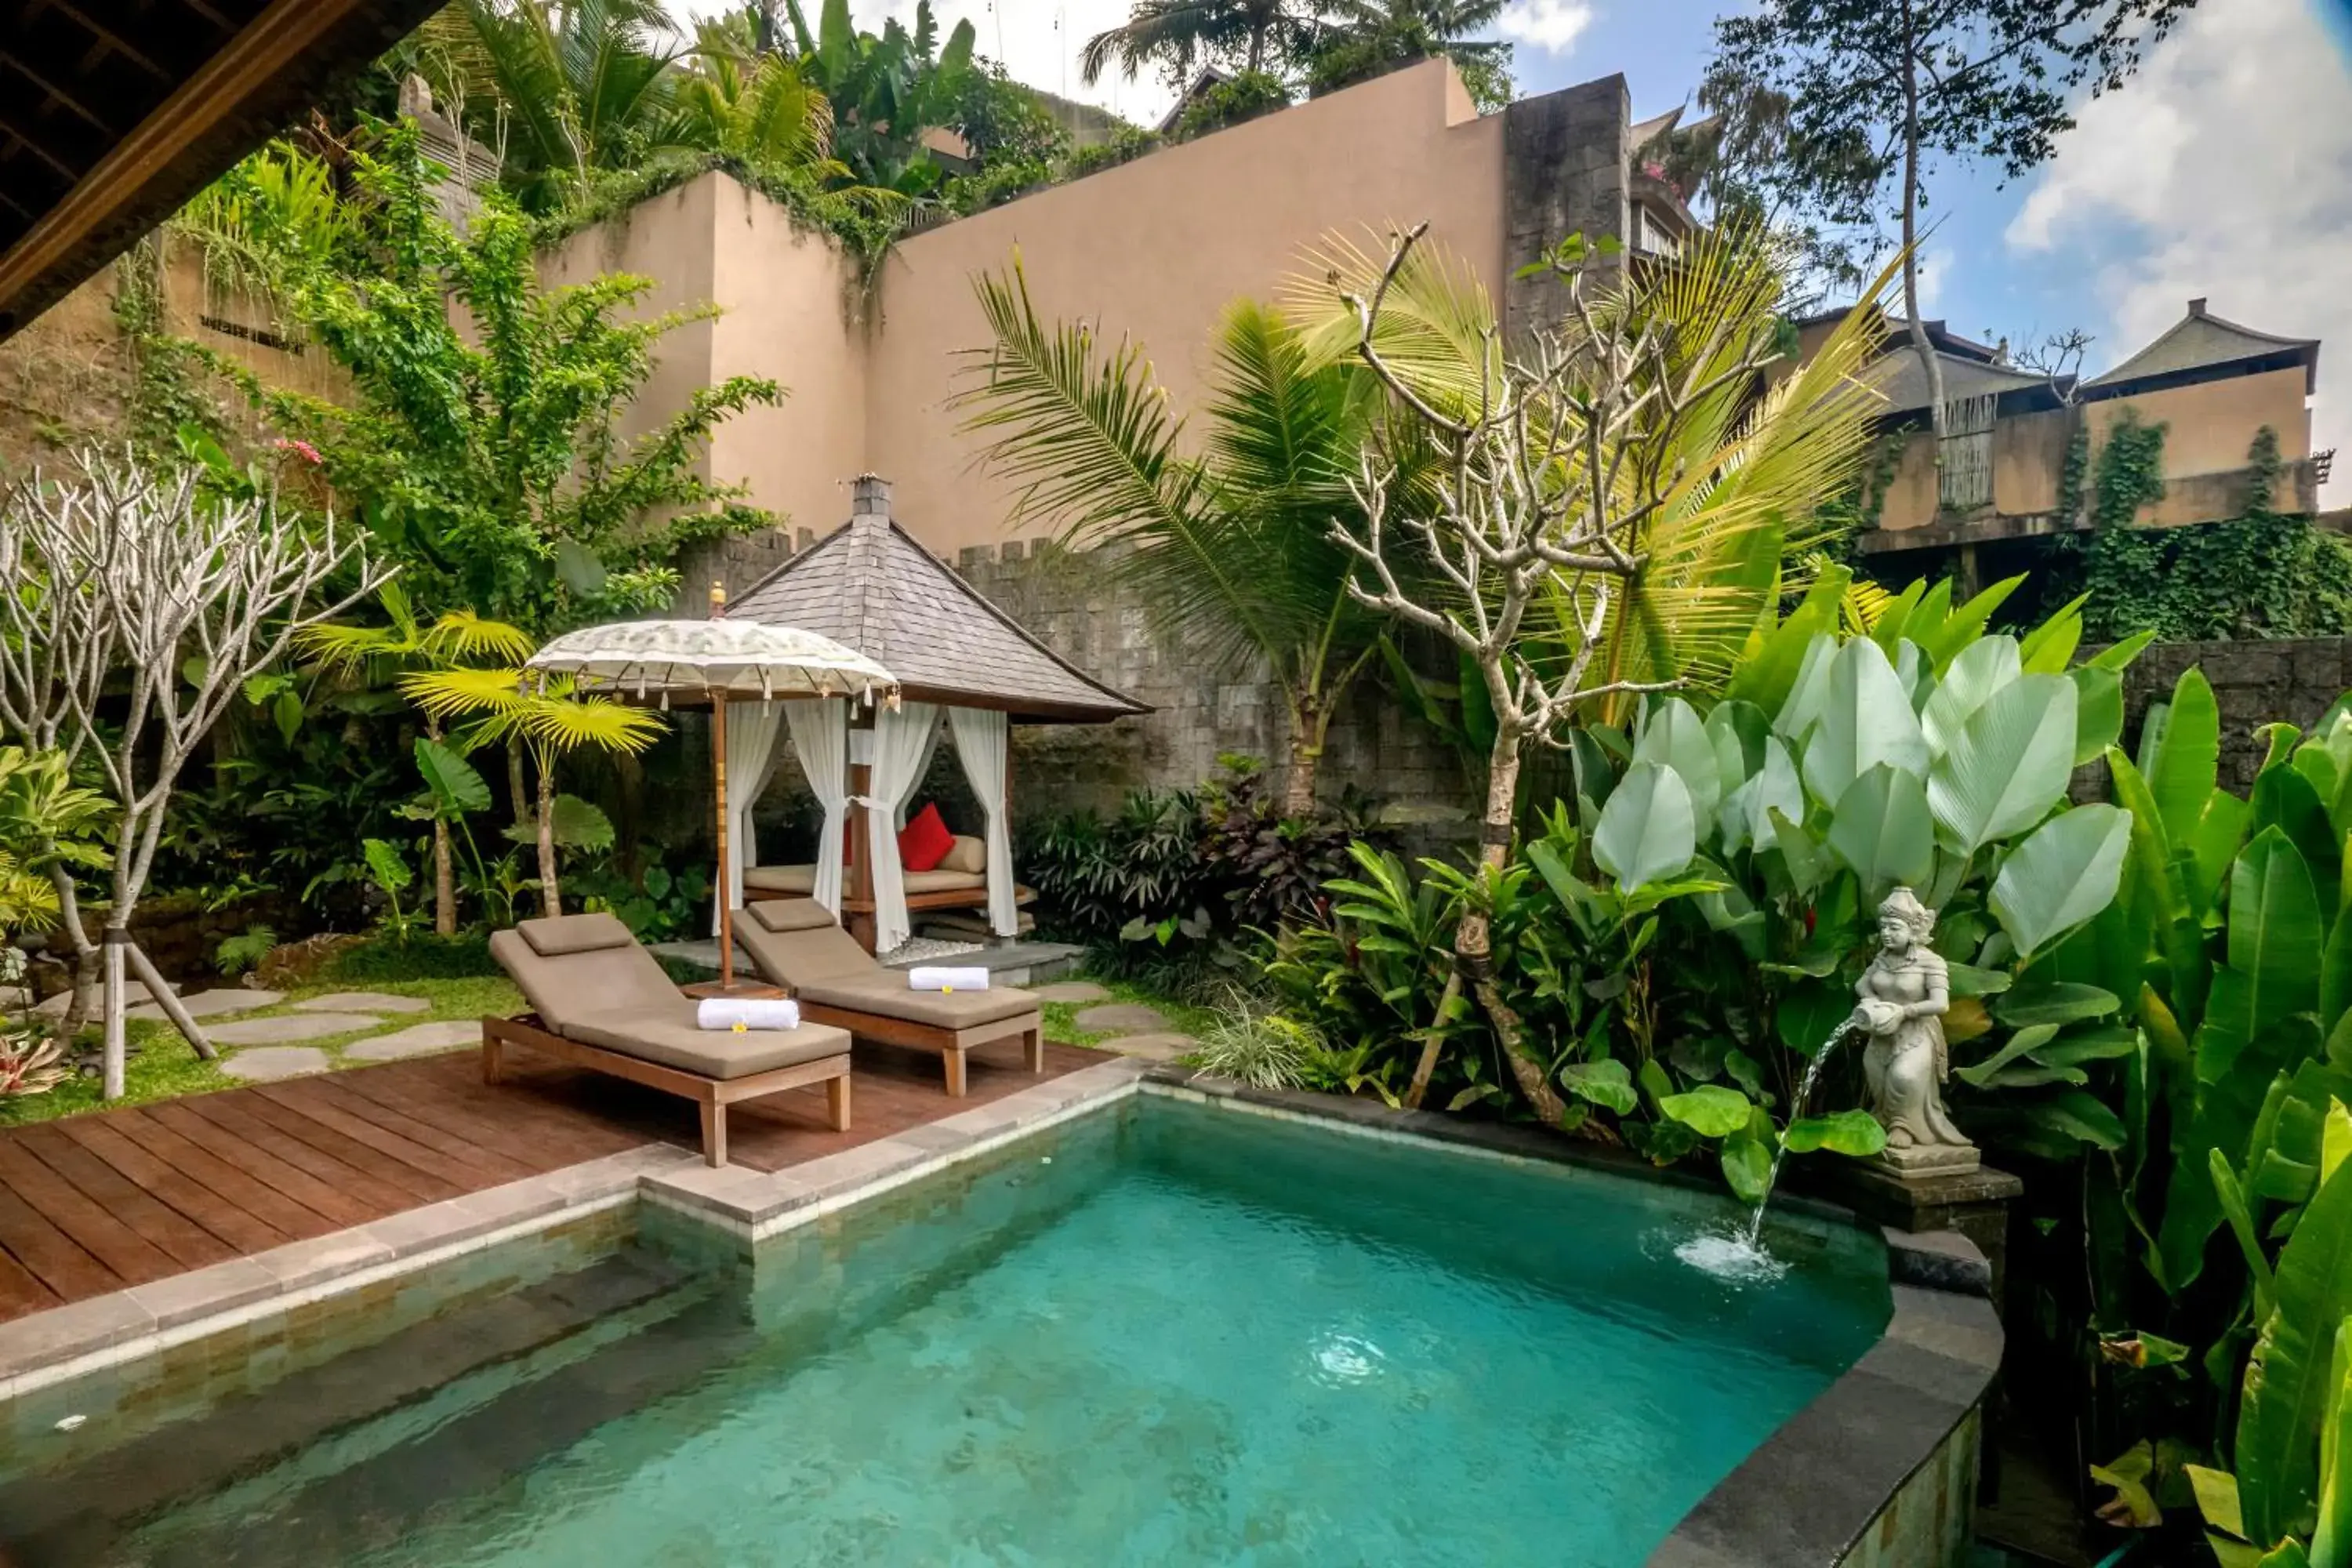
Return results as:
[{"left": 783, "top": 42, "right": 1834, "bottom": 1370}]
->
[
  {"left": 1860, "top": 348, "right": 2056, "bottom": 418},
  {"left": 729, "top": 478, "right": 1149, "bottom": 725},
  {"left": 0, "top": 0, "right": 444, "bottom": 342},
  {"left": 2082, "top": 298, "right": 2320, "bottom": 395}
]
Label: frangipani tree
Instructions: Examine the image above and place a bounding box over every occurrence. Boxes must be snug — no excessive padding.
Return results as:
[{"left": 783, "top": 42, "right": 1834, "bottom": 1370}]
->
[
  {"left": 1311, "top": 221, "right": 1896, "bottom": 1121},
  {"left": 0, "top": 453, "right": 390, "bottom": 1095}
]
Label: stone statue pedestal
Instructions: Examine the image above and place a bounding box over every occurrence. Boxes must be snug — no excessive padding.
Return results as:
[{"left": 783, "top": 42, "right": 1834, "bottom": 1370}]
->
[
  {"left": 1815, "top": 1160, "right": 2025, "bottom": 1315},
  {"left": 1867, "top": 1139, "right": 1982, "bottom": 1178}
]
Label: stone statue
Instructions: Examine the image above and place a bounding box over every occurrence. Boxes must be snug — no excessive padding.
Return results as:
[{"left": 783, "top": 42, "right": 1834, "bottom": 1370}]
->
[{"left": 1851, "top": 887, "right": 1979, "bottom": 1176}]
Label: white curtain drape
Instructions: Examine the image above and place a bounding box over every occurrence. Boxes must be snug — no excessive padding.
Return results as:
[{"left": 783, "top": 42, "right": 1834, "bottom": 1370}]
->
[
  {"left": 710, "top": 699, "right": 786, "bottom": 935},
  {"left": 866, "top": 702, "right": 939, "bottom": 952},
  {"left": 896, "top": 720, "right": 942, "bottom": 830},
  {"left": 949, "top": 706, "right": 1017, "bottom": 936},
  {"left": 785, "top": 697, "right": 849, "bottom": 913}
]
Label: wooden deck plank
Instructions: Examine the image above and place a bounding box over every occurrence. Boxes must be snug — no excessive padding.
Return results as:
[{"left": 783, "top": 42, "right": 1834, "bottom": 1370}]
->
[
  {"left": 335, "top": 1059, "right": 640, "bottom": 1166},
  {"left": 227, "top": 1089, "right": 466, "bottom": 1206},
  {"left": 0, "top": 1242, "right": 60, "bottom": 1319},
  {"left": 270, "top": 1078, "right": 535, "bottom": 1186},
  {"left": 108, "top": 1109, "right": 343, "bottom": 1242},
  {"left": 0, "top": 1183, "right": 119, "bottom": 1301},
  {"left": 11, "top": 1125, "right": 239, "bottom": 1272},
  {"left": 151, "top": 1102, "right": 384, "bottom": 1229},
  {"left": 53, "top": 1117, "right": 292, "bottom": 1257},
  {"left": 0, "top": 1139, "right": 179, "bottom": 1286}
]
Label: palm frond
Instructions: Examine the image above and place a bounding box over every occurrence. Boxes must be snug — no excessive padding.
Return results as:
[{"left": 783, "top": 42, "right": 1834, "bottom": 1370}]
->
[{"left": 422, "top": 610, "right": 539, "bottom": 666}]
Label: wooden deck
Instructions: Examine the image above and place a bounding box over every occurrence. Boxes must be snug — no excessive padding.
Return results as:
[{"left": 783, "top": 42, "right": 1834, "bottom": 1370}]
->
[{"left": 0, "top": 1033, "right": 1109, "bottom": 1326}]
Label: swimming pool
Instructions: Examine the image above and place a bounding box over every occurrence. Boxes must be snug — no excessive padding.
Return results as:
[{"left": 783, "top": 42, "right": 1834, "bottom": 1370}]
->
[{"left": 0, "top": 1094, "right": 1889, "bottom": 1566}]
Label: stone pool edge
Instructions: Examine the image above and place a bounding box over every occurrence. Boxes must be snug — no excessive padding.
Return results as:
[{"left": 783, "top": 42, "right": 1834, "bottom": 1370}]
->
[
  {"left": 0, "top": 1058, "right": 1149, "bottom": 1403},
  {"left": 1145, "top": 1067, "right": 2003, "bottom": 1568}
]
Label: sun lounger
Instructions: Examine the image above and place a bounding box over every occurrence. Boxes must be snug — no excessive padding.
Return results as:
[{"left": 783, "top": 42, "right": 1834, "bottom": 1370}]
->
[
  {"left": 486, "top": 912, "right": 853, "bottom": 1167},
  {"left": 735, "top": 898, "right": 1044, "bottom": 1097}
]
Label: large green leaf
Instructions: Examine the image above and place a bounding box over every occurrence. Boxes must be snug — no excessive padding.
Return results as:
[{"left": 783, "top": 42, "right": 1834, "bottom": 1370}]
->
[
  {"left": 1771, "top": 632, "right": 1838, "bottom": 740},
  {"left": 2150, "top": 668, "right": 2223, "bottom": 848},
  {"left": 1801, "top": 637, "right": 1928, "bottom": 804},
  {"left": 1827, "top": 763, "right": 1935, "bottom": 893},
  {"left": 415, "top": 736, "right": 491, "bottom": 818},
  {"left": 1921, "top": 634, "right": 2021, "bottom": 756},
  {"left": 1743, "top": 735, "right": 1806, "bottom": 850},
  {"left": 1994, "top": 983, "right": 2122, "bottom": 1029},
  {"left": 2071, "top": 665, "right": 2125, "bottom": 768},
  {"left": 1658, "top": 1083, "right": 1753, "bottom": 1138},
  {"left": 1927, "top": 673, "right": 2078, "bottom": 855},
  {"left": 1990, "top": 806, "right": 2132, "bottom": 964},
  {"left": 1592, "top": 761, "right": 1697, "bottom": 895},
  {"left": 2239, "top": 1151, "right": 2352, "bottom": 1544},
  {"left": 1635, "top": 698, "right": 1721, "bottom": 836},
  {"left": 1781, "top": 1110, "right": 1889, "bottom": 1156},
  {"left": 361, "top": 837, "right": 412, "bottom": 895},
  {"left": 1560, "top": 1058, "right": 1638, "bottom": 1115},
  {"left": 1727, "top": 571, "right": 1846, "bottom": 720},
  {"left": 1720, "top": 1131, "right": 1773, "bottom": 1200},
  {"left": 1912, "top": 575, "right": 2024, "bottom": 673}
]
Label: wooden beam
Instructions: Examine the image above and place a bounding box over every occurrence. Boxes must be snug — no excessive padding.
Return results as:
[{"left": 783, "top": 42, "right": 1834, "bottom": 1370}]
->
[{"left": 0, "top": 0, "right": 375, "bottom": 324}]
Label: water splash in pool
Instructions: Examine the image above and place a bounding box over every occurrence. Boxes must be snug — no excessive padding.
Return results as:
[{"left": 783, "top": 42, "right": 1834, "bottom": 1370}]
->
[{"left": 1678, "top": 1023, "right": 1858, "bottom": 1281}]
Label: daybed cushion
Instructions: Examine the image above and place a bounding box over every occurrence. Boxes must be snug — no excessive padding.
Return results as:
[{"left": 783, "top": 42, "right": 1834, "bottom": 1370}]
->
[
  {"left": 491, "top": 925, "right": 678, "bottom": 1039},
  {"left": 563, "top": 1007, "right": 851, "bottom": 1080},
  {"left": 743, "top": 863, "right": 815, "bottom": 895},
  {"left": 898, "top": 803, "right": 954, "bottom": 873},
  {"left": 902, "top": 867, "right": 986, "bottom": 894},
  {"left": 795, "top": 974, "right": 1038, "bottom": 1029},
  {"left": 939, "top": 835, "right": 986, "bottom": 874}
]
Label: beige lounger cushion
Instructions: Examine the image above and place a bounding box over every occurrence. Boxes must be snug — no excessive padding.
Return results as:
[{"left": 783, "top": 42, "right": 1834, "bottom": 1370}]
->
[
  {"left": 492, "top": 920, "right": 849, "bottom": 1080},
  {"left": 492, "top": 922, "right": 678, "bottom": 1037},
  {"left": 740, "top": 902, "right": 879, "bottom": 983},
  {"left": 902, "top": 867, "right": 986, "bottom": 893},
  {"left": 938, "top": 835, "right": 985, "bottom": 874},
  {"left": 742, "top": 863, "right": 815, "bottom": 894},
  {"left": 563, "top": 1007, "right": 850, "bottom": 1080},
  {"left": 795, "top": 975, "right": 1036, "bottom": 1029}
]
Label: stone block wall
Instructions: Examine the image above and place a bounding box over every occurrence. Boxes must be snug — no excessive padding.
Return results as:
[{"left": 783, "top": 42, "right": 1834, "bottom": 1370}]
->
[
  {"left": 956, "top": 540, "right": 1473, "bottom": 838},
  {"left": 2118, "top": 637, "right": 2352, "bottom": 789},
  {"left": 1501, "top": 74, "right": 1629, "bottom": 347}
]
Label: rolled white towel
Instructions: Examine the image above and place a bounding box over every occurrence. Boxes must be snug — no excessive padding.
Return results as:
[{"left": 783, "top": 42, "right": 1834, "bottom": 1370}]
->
[
  {"left": 696, "top": 997, "right": 801, "bottom": 1031},
  {"left": 907, "top": 966, "right": 989, "bottom": 993}
]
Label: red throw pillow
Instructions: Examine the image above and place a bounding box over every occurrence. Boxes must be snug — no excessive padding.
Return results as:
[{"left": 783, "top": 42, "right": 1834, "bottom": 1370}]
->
[{"left": 898, "top": 802, "right": 954, "bottom": 873}]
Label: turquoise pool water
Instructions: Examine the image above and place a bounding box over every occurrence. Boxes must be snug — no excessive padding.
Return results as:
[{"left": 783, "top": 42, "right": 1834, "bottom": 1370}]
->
[{"left": 2, "top": 1097, "right": 1889, "bottom": 1566}]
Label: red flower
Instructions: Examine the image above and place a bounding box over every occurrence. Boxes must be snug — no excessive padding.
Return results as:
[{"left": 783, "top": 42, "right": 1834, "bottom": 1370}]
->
[{"left": 272, "top": 437, "right": 323, "bottom": 466}]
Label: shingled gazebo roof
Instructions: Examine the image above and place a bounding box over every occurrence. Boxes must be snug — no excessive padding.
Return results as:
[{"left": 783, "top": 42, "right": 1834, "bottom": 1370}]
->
[{"left": 728, "top": 477, "right": 1147, "bottom": 724}]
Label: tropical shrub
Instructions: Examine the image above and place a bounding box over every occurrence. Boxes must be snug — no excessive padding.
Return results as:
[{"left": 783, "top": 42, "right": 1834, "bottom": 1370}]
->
[
  {"left": 1169, "top": 71, "right": 1291, "bottom": 140},
  {"left": 1190, "top": 993, "right": 1325, "bottom": 1089}
]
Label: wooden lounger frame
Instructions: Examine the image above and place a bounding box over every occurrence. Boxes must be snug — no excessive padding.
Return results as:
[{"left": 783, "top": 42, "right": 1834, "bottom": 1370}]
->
[
  {"left": 790, "top": 1003, "right": 1042, "bottom": 1098},
  {"left": 481, "top": 1014, "right": 851, "bottom": 1169}
]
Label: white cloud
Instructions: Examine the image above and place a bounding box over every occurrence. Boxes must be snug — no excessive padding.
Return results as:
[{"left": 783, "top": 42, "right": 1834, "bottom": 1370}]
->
[
  {"left": 2006, "top": 0, "right": 2352, "bottom": 502},
  {"left": 1911, "top": 245, "right": 1950, "bottom": 316},
  {"left": 1497, "top": 0, "right": 1593, "bottom": 55},
  {"left": 666, "top": 0, "right": 1177, "bottom": 125}
]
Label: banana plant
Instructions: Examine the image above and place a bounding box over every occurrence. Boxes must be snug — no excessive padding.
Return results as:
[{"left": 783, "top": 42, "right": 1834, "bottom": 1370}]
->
[{"left": 1575, "top": 566, "right": 2144, "bottom": 1178}]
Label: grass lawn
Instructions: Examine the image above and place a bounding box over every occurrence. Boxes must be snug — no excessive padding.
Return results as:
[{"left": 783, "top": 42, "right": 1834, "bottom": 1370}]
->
[
  {"left": 1, "top": 972, "right": 521, "bottom": 1128},
  {"left": 1038, "top": 974, "right": 1221, "bottom": 1049}
]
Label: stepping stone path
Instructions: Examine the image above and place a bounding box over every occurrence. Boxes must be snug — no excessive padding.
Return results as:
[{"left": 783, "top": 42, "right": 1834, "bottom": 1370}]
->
[
  {"left": 346, "top": 1020, "right": 479, "bottom": 1062},
  {"left": 34, "top": 980, "right": 154, "bottom": 1018},
  {"left": 292, "top": 992, "right": 430, "bottom": 1014},
  {"left": 206, "top": 1011, "right": 383, "bottom": 1047},
  {"left": 1104, "top": 1032, "right": 1196, "bottom": 1063},
  {"left": 1073, "top": 1002, "right": 1171, "bottom": 1035},
  {"left": 1033, "top": 981, "right": 1111, "bottom": 1004},
  {"left": 220, "top": 1046, "right": 332, "bottom": 1082},
  {"left": 123, "top": 988, "right": 283, "bottom": 1022}
]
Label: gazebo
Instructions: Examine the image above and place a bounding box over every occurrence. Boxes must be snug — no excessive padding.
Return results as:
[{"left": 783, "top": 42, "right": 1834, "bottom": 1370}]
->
[{"left": 720, "top": 476, "right": 1146, "bottom": 953}]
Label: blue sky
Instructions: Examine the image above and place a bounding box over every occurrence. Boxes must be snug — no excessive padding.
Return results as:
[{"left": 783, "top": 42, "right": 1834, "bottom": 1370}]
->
[{"left": 674, "top": 0, "right": 2352, "bottom": 499}]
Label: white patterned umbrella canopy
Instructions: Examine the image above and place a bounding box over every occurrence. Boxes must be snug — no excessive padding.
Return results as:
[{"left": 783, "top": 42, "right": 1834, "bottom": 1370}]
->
[{"left": 524, "top": 618, "right": 898, "bottom": 702}]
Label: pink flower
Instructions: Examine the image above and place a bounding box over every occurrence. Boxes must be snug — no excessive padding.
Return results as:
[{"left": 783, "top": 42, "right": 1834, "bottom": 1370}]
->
[{"left": 272, "top": 437, "right": 323, "bottom": 466}]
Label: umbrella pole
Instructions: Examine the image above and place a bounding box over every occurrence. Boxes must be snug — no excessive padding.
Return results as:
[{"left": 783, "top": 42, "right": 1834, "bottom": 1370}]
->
[{"left": 713, "top": 695, "right": 733, "bottom": 992}]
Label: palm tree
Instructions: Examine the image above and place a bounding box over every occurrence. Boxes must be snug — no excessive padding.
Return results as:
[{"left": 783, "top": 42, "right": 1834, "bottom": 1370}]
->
[
  {"left": 1080, "top": 0, "right": 1322, "bottom": 86},
  {"left": 401, "top": 666, "right": 664, "bottom": 917},
  {"left": 298, "top": 585, "right": 536, "bottom": 934},
  {"left": 423, "top": 0, "right": 691, "bottom": 213},
  {"left": 1305, "top": 0, "right": 1513, "bottom": 111},
  {"left": 781, "top": 0, "right": 978, "bottom": 195},
  {"left": 664, "top": 33, "right": 840, "bottom": 174},
  {"left": 955, "top": 259, "right": 1397, "bottom": 817}
]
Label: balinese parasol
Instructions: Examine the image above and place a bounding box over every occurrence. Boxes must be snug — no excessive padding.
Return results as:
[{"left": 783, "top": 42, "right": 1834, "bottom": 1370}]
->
[{"left": 527, "top": 589, "right": 898, "bottom": 993}]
